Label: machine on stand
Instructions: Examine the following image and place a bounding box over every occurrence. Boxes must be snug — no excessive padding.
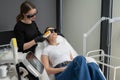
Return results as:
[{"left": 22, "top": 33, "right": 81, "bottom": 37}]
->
[{"left": 0, "top": 38, "right": 49, "bottom": 80}]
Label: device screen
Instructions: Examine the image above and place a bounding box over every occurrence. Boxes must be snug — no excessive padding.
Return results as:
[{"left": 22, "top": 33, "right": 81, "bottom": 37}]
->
[{"left": 26, "top": 51, "right": 44, "bottom": 74}]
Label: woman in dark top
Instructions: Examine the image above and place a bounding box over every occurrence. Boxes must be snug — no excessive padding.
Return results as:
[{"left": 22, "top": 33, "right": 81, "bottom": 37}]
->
[
  {"left": 14, "top": 1, "right": 50, "bottom": 80},
  {"left": 14, "top": 1, "right": 46, "bottom": 53}
]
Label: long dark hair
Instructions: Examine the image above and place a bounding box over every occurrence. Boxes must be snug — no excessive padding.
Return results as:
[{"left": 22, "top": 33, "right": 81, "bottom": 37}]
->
[{"left": 16, "top": 1, "right": 36, "bottom": 22}]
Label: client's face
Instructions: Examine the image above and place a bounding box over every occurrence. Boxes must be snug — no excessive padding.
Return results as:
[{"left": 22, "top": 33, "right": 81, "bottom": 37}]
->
[{"left": 47, "top": 31, "right": 57, "bottom": 42}]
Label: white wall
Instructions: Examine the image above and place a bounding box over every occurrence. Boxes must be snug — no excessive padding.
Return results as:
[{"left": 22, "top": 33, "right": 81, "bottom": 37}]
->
[
  {"left": 62, "top": 0, "right": 101, "bottom": 55},
  {"left": 62, "top": 0, "right": 120, "bottom": 79},
  {"left": 110, "top": 0, "right": 120, "bottom": 79},
  {"left": 111, "top": 0, "right": 120, "bottom": 57}
]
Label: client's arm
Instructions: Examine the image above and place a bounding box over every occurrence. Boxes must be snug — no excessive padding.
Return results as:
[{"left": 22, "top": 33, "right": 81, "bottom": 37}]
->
[
  {"left": 70, "top": 53, "right": 74, "bottom": 60},
  {"left": 41, "top": 55, "right": 66, "bottom": 75}
]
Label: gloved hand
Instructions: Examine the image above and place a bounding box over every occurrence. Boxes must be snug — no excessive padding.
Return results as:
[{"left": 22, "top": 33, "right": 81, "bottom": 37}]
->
[
  {"left": 34, "top": 31, "right": 51, "bottom": 43},
  {"left": 34, "top": 34, "right": 45, "bottom": 43}
]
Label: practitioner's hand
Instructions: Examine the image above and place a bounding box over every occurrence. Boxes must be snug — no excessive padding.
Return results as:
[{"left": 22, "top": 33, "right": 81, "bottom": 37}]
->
[
  {"left": 34, "top": 30, "right": 51, "bottom": 43},
  {"left": 34, "top": 34, "right": 45, "bottom": 43}
]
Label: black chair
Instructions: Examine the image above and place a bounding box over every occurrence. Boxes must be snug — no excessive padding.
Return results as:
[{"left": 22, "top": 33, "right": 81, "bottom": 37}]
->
[{"left": 0, "top": 31, "right": 15, "bottom": 45}]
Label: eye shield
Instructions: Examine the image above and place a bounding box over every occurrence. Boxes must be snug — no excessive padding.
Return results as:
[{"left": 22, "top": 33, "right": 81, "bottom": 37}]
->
[
  {"left": 43, "top": 27, "right": 57, "bottom": 38},
  {"left": 44, "top": 27, "right": 57, "bottom": 34},
  {"left": 47, "top": 28, "right": 57, "bottom": 33}
]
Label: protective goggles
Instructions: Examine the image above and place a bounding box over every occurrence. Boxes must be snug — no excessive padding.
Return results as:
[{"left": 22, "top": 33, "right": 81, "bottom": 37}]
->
[
  {"left": 26, "top": 12, "right": 38, "bottom": 18},
  {"left": 47, "top": 28, "right": 57, "bottom": 33},
  {"left": 43, "top": 28, "right": 57, "bottom": 38},
  {"left": 49, "top": 29, "right": 57, "bottom": 33}
]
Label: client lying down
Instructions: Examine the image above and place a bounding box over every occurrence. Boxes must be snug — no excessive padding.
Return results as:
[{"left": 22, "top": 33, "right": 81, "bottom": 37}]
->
[{"left": 41, "top": 27, "right": 106, "bottom": 80}]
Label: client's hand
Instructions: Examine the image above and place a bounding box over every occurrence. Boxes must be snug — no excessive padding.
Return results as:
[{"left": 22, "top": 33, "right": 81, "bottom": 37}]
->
[{"left": 61, "top": 66, "right": 67, "bottom": 72}]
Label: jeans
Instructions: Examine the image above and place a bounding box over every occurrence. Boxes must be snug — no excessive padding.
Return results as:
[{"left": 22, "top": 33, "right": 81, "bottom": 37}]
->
[{"left": 55, "top": 56, "right": 105, "bottom": 80}]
